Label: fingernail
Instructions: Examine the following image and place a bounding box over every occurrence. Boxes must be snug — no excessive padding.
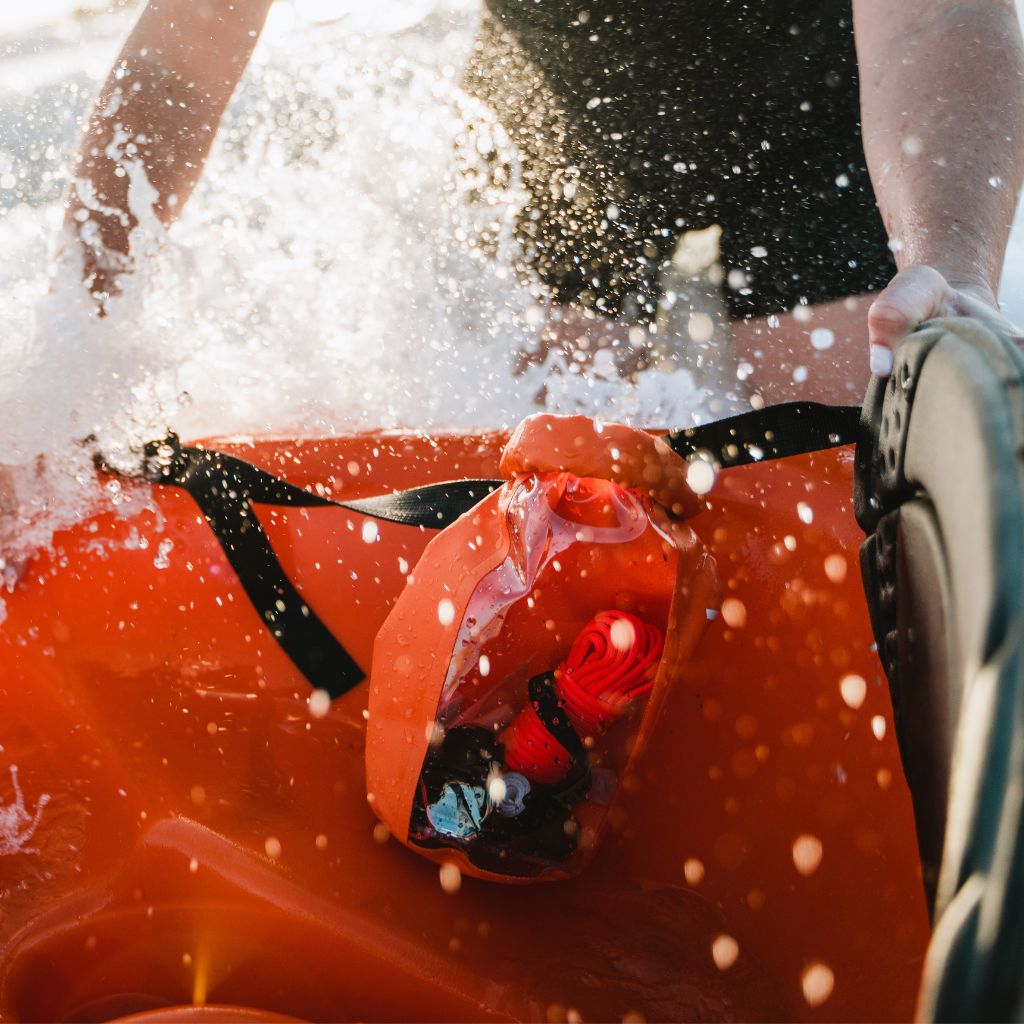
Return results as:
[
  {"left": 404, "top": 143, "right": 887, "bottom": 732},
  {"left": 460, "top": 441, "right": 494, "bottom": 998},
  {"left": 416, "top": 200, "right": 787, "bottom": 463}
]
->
[{"left": 869, "top": 343, "right": 894, "bottom": 376}]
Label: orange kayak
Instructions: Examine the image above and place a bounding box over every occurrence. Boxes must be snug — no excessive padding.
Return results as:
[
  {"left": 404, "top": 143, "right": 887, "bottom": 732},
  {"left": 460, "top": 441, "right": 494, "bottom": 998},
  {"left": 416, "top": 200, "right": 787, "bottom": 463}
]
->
[{"left": 0, "top": 431, "right": 928, "bottom": 1022}]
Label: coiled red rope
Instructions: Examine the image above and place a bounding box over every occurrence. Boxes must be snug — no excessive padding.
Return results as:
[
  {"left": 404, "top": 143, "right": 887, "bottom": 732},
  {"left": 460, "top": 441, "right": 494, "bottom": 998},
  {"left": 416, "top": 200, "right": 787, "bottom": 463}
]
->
[{"left": 502, "top": 610, "right": 664, "bottom": 784}]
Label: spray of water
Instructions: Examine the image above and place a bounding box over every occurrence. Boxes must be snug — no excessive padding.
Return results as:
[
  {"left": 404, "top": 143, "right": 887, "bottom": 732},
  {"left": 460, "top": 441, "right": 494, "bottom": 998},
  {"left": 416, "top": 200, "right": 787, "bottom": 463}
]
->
[{"left": 0, "top": 0, "right": 713, "bottom": 572}]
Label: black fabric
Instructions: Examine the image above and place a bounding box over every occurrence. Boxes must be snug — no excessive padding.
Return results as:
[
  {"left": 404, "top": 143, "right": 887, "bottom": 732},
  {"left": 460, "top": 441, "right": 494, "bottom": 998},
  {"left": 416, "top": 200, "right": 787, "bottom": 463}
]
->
[
  {"left": 464, "top": 0, "right": 894, "bottom": 321},
  {"left": 667, "top": 402, "right": 861, "bottom": 467},
  {"left": 527, "top": 672, "right": 587, "bottom": 766}
]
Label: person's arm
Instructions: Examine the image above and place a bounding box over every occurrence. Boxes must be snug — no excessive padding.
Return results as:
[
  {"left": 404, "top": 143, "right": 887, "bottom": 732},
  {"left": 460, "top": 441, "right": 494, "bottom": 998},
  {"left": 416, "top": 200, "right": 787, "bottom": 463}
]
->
[
  {"left": 65, "top": 0, "right": 274, "bottom": 308},
  {"left": 854, "top": 0, "right": 1024, "bottom": 372}
]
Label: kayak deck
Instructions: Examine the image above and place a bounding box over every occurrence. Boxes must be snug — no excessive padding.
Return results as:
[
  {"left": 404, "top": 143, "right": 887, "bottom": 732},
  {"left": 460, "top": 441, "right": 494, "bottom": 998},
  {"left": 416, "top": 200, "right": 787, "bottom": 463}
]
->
[{"left": 0, "top": 433, "right": 928, "bottom": 1021}]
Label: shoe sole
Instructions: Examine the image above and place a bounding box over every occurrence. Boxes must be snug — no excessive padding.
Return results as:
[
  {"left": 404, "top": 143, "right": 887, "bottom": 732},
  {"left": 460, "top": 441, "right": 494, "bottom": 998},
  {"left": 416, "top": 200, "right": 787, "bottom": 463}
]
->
[{"left": 855, "top": 316, "right": 1024, "bottom": 1021}]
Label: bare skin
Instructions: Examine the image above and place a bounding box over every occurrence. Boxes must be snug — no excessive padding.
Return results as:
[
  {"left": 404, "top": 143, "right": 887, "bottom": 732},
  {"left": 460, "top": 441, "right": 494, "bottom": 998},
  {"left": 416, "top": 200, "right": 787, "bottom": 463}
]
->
[
  {"left": 2, "top": 2, "right": 275, "bottom": 550},
  {"left": 64, "top": 0, "right": 274, "bottom": 309},
  {"left": 732, "top": 2, "right": 1024, "bottom": 403},
  {"left": 520, "top": 0, "right": 1024, "bottom": 403},
  {"left": 855, "top": 0, "right": 1024, "bottom": 369}
]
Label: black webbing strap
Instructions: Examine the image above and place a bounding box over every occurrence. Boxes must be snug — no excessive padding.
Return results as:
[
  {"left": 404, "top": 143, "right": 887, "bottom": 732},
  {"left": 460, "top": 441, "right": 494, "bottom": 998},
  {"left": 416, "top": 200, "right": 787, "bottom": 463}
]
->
[
  {"left": 665, "top": 401, "right": 861, "bottom": 466},
  {"left": 139, "top": 401, "right": 860, "bottom": 697},
  {"left": 143, "top": 442, "right": 367, "bottom": 698}
]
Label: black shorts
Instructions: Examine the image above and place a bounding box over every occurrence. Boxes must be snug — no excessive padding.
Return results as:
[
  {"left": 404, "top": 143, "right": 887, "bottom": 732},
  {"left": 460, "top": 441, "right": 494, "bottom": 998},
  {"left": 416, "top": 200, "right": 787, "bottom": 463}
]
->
[{"left": 462, "top": 0, "right": 896, "bottom": 322}]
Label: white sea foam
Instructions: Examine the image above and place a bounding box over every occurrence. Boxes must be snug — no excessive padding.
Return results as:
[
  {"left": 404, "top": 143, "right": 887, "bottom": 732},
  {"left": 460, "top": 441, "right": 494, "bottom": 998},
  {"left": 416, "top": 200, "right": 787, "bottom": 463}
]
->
[
  {"left": 0, "top": 0, "right": 1021, "bottom": 568},
  {"left": 0, "top": 0, "right": 716, "bottom": 565}
]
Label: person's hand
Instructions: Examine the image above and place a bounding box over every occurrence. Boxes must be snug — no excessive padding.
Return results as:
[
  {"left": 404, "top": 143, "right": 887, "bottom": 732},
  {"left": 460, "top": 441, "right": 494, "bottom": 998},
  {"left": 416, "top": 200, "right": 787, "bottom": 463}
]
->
[
  {"left": 54, "top": 222, "right": 129, "bottom": 317},
  {"left": 867, "top": 264, "right": 1024, "bottom": 376}
]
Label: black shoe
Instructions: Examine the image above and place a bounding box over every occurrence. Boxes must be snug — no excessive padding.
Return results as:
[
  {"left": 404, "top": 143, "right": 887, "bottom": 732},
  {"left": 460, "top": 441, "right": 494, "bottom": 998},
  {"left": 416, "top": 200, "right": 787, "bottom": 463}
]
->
[{"left": 856, "top": 317, "right": 1024, "bottom": 1022}]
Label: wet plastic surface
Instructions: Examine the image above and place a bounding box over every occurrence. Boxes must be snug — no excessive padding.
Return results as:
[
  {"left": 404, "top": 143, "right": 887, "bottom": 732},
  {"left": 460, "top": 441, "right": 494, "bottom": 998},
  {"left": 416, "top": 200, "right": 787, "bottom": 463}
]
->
[{"left": 0, "top": 432, "right": 928, "bottom": 1021}]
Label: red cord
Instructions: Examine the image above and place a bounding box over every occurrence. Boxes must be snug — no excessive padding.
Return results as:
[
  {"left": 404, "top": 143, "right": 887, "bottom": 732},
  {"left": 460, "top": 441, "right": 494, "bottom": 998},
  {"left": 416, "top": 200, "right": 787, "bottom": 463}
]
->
[{"left": 501, "top": 610, "right": 664, "bottom": 784}]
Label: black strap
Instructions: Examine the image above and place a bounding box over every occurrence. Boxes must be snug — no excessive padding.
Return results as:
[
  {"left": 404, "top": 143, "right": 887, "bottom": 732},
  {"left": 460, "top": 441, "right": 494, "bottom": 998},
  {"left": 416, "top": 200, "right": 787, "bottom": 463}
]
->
[
  {"left": 142, "top": 438, "right": 501, "bottom": 528},
  {"left": 142, "top": 441, "right": 367, "bottom": 698},
  {"left": 665, "top": 401, "right": 861, "bottom": 467},
  {"left": 138, "top": 401, "right": 860, "bottom": 697},
  {"left": 527, "top": 672, "right": 587, "bottom": 766}
]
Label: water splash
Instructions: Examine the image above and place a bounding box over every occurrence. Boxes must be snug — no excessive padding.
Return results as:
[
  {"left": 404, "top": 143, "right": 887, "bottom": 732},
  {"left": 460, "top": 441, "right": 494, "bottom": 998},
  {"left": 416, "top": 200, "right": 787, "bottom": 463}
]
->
[
  {"left": 0, "top": 0, "right": 715, "bottom": 567},
  {"left": 0, "top": 765, "right": 49, "bottom": 856}
]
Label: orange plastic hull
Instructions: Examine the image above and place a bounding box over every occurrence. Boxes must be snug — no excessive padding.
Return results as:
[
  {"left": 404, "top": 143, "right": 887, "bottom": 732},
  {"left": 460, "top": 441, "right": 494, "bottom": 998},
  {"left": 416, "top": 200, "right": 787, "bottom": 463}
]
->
[{"left": 0, "top": 433, "right": 928, "bottom": 1022}]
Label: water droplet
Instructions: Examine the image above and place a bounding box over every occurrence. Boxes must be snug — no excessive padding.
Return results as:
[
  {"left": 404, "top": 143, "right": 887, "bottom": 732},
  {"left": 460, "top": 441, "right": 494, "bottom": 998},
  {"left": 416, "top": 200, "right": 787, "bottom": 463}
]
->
[
  {"left": 609, "top": 616, "right": 636, "bottom": 652},
  {"left": 308, "top": 688, "right": 331, "bottom": 718},
  {"left": 687, "top": 458, "right": 716, "bottom": 495},
  {"left": 687, "top": 312, "right": 714, "bottom": 344},
  {"left": 792, "top": 834, "right": 823, "bottom": 876},
  {"left": 439, "top": 861, "right": 462, "bottom": 894},
  {"left": 801, "top": 962, "right": 835, "bottom": 1007},
  {"left": 711, "top": 934, "right": 739, "bottom": 970},
  {"left": 153, "top": 538, "right": 173, "bottom": 570},
  {"left": 824, "top": 554, "right": 847, "bottom": 583},
  {"left": 810, "top": 327, "right": 835, "bottom": 351},
  {"left": 840, "top": 673, "right": 867, "bottom": 709},
  {"left": 721, "top": 598, "right": 747, "bottom": 629},
  {"left": 901, "top": 135, "right": 922, "bottom": 156},
  {"left": 437, "top": 598, "right": 456, "bottom": 626},
  {"left": 487, "top": 773, "right": 507, "bottom": 804}
]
